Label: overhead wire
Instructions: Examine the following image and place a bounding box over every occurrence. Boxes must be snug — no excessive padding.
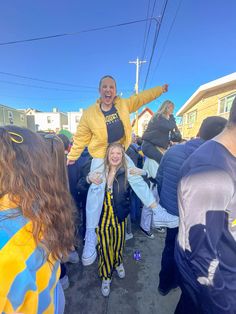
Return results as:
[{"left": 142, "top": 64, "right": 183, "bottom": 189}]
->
[
  {"left": 0, "top": 17, "right": 159, "bottom": 46},
  {"left": 0, "top": 79, "right": 97, "bottom": 92},
  {"left": 142, "top": 0, "right": 169, "bottom": 90},
  {"left": 150, "top": 0, "right": 183, "bottom": 84},
  {"left": 139, "top": 0, "right": 157, "bottom": 80},
  {"left": 0, "top": 71, "right": 134, "bottom": 94},
  {"left": 140, "top": 0, "right": 152, "bottom": 61},
  {"left": 0, "top": 71, "right": 97, "bottom": 89}
]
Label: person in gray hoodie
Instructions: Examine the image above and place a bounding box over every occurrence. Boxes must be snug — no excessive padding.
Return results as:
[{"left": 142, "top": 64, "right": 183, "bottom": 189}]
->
[{"left": 175, "top": 98, "right": 236, "bottom": 314}]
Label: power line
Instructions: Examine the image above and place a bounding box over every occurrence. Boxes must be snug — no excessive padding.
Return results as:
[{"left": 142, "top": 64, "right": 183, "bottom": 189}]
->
[
  {"left": 0, "top": 71, "right": 97, "bottom": 89},
  {"left": 140, "top": 0, "right": 157, "bottom": 80},
  {"left": 0, "top": 17, "right": 159, "bottom": 46},
  {"left": 143, "top": 0, "right": 169, "bottom": 90},
  {"left": 0, "top": 93, "right": 87, "bottom": 101},
  {"left": 140, "top": 0, "right": 152, "bottom": 61},
  {"left": 150, "top": 0, "right": 183, "bottom": 84},
  {"left": 0, "top": 78, "right": 134, "bottom": 95},
  {"left": 141, "top": 0, "right": 157, "bottom": 60},
  {"left": 0, "top": 79, "right": 97, "bottom": 92}
]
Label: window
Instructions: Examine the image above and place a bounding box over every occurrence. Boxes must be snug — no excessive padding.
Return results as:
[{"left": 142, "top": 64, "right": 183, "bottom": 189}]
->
[
  {"left": 20, "top": 114, "right": 25, "bottom": 121},
  {"left": 176, "top": 117, "right": 182, "bottom": 125},
  {"left": 8, "top": 111, "right": 14, "bottom": 124},
  {"left": 142, "top": 120, "right": 149, "bottom": 133},
  {"left": 186, "top": 110, "right": 197, "bottom": 124},
  {"left": 47, "top": 116, "right": 52, "bottom": 123},
  {"left": 8, "top": 111, "right": 13, "bottom": 119},
  {"left": 219, "top": 94, "right": 236, "bottom": 114},
  {"left": 75, "top": 115, "right": 80, "bottom": 123}
]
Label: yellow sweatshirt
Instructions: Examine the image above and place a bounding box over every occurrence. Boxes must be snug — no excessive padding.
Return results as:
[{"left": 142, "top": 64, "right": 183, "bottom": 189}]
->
[{"left": 68, "top": 86, "right": 163, "bottom": 160}]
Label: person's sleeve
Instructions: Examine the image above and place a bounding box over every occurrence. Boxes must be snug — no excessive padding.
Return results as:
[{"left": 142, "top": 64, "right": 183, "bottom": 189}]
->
[
  {"left": 76, "top": 160, "right": 91, "bottom": 192},
  {"left": 125, "top": 86, "right": 163, "bottom": 113},
  {"left": 178, "top": 167, "right": 234, "bottom": 313},
  {"left": 67, "top": 111, "right": 92, "bottom": 161}
]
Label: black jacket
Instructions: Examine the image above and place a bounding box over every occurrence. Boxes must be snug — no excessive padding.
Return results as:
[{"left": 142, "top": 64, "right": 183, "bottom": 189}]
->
[
  {"left": 78, "top": 164, "right": 130, "bottom": 223},
  {"left": 126, "top": 144, "right": 143, "bottom": 168},
  {"left": 107, "top": 167, "right": 130, "bottom": 223},
  {"left": 142, "top": 113, "right": 177, "bottom": 149}
]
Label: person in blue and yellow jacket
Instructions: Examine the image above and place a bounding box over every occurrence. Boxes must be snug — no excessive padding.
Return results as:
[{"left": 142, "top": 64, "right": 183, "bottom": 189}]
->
[
  {"left": 0, "top": 126, "right": 75, "bottom": 314},
  {"left": 67, "top": 75, "right": 171, "bottom": 267}
]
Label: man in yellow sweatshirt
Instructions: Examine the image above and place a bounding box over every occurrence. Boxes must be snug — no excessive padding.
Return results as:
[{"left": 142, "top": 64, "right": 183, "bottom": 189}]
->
[{"left": 68, "top": 75, "right": 177, "bottom": 266}]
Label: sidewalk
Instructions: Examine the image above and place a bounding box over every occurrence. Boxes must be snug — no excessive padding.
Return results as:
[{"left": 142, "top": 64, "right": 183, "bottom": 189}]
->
[{"left": 64, "top": 226, "right": 180, "bottom": 314}]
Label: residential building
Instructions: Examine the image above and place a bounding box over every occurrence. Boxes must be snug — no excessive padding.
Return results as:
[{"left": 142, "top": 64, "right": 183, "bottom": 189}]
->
[
  {"left": 0, "top": 104, "right": 27, "bottom": 127},
  {"left": 176, "top": 73, "right": 236, "bottom": 139},
  {"left": 67, "top": 109, "right": 83, "bottom": 133},
  {"left": 132, "top": 107, "right": 153, "bottom": 137},
  {"left": 32, "top": 108, "right": 68, "bottom": 132},
  {"left": 25, "top": 108, "right": 41, "bottom": 131}
]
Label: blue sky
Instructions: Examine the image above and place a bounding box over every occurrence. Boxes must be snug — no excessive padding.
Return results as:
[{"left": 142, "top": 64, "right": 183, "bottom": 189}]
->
[{"left": 0, "top": 0, "right": 235, "bottom": 116}]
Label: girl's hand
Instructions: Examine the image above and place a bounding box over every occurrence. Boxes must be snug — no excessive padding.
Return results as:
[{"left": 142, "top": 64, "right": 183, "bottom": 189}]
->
[
  {"left": 129, "top": 167, "right": 146, "bottom": 176},
  {"left": 162, "top": 84, "right": 168, "bottom": 93},
  {"left": 87, "top": 172, "right": 103, "bottom": 185},
  {"left": 67, "top": 159, "right": 75, "bottom": 165}
]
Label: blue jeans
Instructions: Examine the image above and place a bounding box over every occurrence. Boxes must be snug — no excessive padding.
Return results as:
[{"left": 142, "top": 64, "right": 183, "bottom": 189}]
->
[
  {"left": 130, "top": 190, "right": 142, "bottom": 222},
  {"left": 86, "top": 155, "right": 156, "bottom": 229}
]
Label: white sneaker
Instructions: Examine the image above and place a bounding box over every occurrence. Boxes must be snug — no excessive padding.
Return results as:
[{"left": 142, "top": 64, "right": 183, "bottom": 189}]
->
[
  {"left": 125, "top": 232, "right": 134, "bottom": 241},
  {"left": 68, "top": 250, "right": 80, "bottom": 264},
  {"left": 101, "top": 279, "right": 111, "bottom": 297},
  {"left": 82, "top": 229, "right": 97, "bottom": 266},
  {"left": 152, "top": 205, "right": 179, "bottom": 229},
  {"left": 156, "top": 227, "right": 166, "bottom": 234},
  {"left": 116, "top": 263, "right": 125, "bottom": 279},
  {"left": 60, "top": 275, "right": 70, "bottom": 290}
]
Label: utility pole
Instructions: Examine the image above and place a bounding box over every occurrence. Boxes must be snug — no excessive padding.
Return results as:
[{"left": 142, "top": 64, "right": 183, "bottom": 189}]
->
[{"left": 129, "top": 57, "right": 146, "bottom": 135}]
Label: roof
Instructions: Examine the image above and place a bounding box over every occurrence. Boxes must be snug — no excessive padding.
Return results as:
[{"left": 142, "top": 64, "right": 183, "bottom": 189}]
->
[
  {"left": 176, "top": 72, "right": 236, "bottom": 116},
  {"left": 131, "top": 107, "right": 153, "bottom": 127}
]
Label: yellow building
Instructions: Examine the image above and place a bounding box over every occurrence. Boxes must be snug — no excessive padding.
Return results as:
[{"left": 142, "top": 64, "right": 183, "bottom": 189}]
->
[{"left": 176, "top": 73, "right": 236, "bottom": 139}]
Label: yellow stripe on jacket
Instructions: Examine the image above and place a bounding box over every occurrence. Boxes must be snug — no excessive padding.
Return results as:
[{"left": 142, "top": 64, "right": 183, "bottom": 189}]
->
[{"left": 0, "top": 205, "right": 60, "bottom": 314}]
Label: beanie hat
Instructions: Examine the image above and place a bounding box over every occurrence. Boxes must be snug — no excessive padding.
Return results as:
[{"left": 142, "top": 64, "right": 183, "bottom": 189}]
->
[{"left": 198, "top": 116, "right": 227, "bottom": 140}]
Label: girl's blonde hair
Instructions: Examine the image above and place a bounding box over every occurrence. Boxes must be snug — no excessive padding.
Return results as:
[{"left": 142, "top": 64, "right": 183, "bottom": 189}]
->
[
  {"left": 104, "top": 143, "right": 128, "bottom": 187},
  {"left": 157, "top": 100, "right": 174, "bottom": 117}
]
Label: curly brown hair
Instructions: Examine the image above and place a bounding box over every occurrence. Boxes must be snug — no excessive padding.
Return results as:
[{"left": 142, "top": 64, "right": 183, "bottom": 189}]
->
[{"left": 0, "top": 125, "right": 75, "bottom": 261}]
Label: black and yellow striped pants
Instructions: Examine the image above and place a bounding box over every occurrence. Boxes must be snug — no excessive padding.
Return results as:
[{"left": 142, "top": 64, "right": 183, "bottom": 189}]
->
[{"left": 96, "top": 190, "right": 126, "bottom": 280}]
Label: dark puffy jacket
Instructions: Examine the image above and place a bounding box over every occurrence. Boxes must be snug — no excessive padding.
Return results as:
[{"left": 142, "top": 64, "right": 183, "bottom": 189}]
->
[
  {"left": 68, "top": 148, "right": 91, "bottom": 207},
  {"left": 142, "top": 113, "right": 177, "bottom": 149},
  {"left": 110, "top": 167, "right": 130, "bottom": 223},
  {"left": 126, "top": 144, "right": 143, "bottom": 168},
  {"left": 78, "top": 164, "right": 130, "bottom": 223},
  {"left": 156, "top": 138, "right": 204, "bottom": 216}
]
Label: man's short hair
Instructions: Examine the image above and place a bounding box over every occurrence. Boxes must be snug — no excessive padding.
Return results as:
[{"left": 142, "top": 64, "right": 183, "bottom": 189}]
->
[{"left": 199, "top": 116, "right": 227, "bottom": 140}]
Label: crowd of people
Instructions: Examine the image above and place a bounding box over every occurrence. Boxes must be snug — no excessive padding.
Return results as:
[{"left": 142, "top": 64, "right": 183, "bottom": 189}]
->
[{"left": 0, "top": 75, "right": 235, "bottom": 314}]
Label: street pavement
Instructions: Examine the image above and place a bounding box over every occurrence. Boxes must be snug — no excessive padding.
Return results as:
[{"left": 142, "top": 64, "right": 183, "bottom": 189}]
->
[{"left": 64, "top": 225, "right": 180, "bottom": 314}]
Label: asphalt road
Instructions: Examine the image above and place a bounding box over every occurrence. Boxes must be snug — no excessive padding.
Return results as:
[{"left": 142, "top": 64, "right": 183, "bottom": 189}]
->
[{"left": 64, "top": 226, "right": 180, "bottom": 314}]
